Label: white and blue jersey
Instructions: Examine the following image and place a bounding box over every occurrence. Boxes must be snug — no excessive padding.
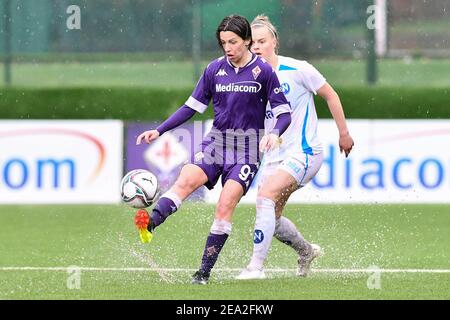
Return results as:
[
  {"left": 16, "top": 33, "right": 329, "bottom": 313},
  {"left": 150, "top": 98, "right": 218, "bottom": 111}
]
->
[{"left": 264, "top": 56, "right": 326, "bottom": 164}]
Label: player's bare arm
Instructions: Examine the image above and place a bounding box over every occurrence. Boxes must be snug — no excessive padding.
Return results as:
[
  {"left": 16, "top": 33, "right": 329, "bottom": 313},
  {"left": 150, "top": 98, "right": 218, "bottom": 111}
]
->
[
  {"left": 317, "top": 82, "right": 354, "bottom": 157},
  {"left": 136, "top": 104, "right": 197, "bottom": 145},
  {"left": 136, "top": 129, "right": 160, "bottom": 145}
]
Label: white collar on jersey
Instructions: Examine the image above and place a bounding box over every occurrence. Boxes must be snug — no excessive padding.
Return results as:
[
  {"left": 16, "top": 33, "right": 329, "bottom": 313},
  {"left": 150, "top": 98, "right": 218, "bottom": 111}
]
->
[{"left": 226, "top": 52, "right": 258, "bottom": 73}]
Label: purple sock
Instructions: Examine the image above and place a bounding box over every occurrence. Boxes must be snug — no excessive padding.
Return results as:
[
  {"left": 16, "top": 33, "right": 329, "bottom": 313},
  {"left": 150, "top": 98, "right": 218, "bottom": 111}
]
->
[
  {"left": 200, "top": 233, "right": 229, "bottom": 276},
  {"left": 150, "top": 197, "right": 178, "bottom": 229}
]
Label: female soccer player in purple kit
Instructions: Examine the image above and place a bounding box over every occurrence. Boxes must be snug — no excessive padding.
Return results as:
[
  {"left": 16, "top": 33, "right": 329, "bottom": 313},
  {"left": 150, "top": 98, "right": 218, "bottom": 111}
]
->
[{"left": 135, "top": 15, "right": 291, "bottom": 284}]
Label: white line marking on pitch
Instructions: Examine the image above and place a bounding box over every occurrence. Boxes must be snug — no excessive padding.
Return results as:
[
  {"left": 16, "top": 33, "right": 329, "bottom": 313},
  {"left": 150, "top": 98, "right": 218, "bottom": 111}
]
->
[{"left": 0, "top": 267, "right": 449, "bottom": 273}]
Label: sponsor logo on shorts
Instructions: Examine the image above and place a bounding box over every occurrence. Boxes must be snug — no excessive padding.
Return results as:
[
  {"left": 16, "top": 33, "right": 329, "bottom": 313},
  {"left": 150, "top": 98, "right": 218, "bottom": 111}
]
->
[
  {"left": 287, "top": 160, "right": 301, "bottom": 173},
  {"left": 194, "top": 152, "right": 205, "bottom": 162}
]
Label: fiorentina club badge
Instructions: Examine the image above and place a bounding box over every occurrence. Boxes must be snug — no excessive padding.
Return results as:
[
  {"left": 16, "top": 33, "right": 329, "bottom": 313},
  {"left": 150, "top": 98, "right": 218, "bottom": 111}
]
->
[{"left": 252, "top": 66, "right": 261, "bottom": 80}]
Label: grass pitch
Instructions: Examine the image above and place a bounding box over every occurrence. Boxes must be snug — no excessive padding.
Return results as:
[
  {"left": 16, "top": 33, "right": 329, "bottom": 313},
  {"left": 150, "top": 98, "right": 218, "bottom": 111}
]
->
[
  {"left": 0, "top": 203, "right": 449, "bottom": 299},
  {"left": 1, "top": 59, "right": 450, "bottom": 88}
]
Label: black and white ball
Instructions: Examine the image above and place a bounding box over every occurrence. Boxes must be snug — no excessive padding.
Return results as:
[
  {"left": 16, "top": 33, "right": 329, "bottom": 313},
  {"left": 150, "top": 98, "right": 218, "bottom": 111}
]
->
[{"left": 120, "top": 169, "right": 160, "bottom": 208}]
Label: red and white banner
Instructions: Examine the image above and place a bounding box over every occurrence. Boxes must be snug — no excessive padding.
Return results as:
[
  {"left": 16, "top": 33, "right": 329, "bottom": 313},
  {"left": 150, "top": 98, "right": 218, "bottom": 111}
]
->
[{"left": 0, "top": 120, "right": 123, "bottom": 204}]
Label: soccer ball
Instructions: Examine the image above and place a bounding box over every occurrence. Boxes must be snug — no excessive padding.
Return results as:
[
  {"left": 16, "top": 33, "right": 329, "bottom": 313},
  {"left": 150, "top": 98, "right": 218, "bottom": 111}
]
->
[{"left": 120, "top": 169, "right": 160, "bottom": 208}]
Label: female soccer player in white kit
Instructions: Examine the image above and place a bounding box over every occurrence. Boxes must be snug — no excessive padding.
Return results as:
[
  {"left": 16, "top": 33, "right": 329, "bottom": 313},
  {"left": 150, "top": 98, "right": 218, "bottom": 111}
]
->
[{"left": 237, "top": 15, "right": 355, "bottom": 280}]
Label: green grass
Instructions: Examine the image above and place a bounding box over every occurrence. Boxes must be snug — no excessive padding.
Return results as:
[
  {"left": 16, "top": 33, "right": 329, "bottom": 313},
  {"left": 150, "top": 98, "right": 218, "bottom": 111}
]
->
[
  {"left": 1, "top": 59, "right": 450, "bottom": 88},
  {"left": 315, "top": 59, "right": 450, "bottom": 88},
  {"left": 0, "top": 204, "right": 449, "bottom": 299},
  {"left": 0, "top": 62, "right": 201, "bottom": 89},
  {"left": 338, "top": 18, "right": 450, "bottom": 40}
]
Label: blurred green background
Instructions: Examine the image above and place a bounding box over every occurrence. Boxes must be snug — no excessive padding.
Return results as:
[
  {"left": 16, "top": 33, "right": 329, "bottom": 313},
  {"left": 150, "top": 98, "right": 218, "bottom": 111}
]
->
[
  {"left": 0, "top": 0, "right": 449, "bottom": 89},
  {"left": 0, "top": 0, "right": 448, "bottom": 120}
]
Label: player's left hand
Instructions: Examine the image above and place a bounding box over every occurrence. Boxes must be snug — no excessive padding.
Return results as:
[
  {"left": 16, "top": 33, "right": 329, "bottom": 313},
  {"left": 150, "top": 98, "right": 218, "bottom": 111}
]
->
[
  {"left": 339, "top": 133, "right": 354, "bottom": 157},
  {"left": 136, "top": 130, "right": 160, "bottom": 145},
  {"left": 259, "top": 133, "right": 282, "bottom": 152}
]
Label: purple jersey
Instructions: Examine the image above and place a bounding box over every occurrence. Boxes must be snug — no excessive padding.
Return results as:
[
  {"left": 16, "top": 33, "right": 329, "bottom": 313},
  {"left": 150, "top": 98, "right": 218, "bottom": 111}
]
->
[{"left": 185, "top": 54, "right": 290, "bottom": 132}]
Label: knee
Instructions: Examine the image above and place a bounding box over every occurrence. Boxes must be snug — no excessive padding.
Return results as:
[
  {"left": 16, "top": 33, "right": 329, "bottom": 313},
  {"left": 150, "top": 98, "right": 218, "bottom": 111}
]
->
[
  {"left": 258, "top": 184, "right": 279, "bottom": 203},
  {"left": 215, "top": 200, "right": 234, "bottom": 220},
  {"left": 174, "top": 174, "right": 199, "bottom": 194},
  {"left": 174, "top": 177, "right": 190, "bottom": 191}
]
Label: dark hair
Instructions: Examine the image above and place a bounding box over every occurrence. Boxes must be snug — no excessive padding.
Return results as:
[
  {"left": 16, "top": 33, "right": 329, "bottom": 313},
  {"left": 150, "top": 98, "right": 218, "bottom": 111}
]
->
[{"left": 216, "top": 15, "right": 252, "bottom": 50}]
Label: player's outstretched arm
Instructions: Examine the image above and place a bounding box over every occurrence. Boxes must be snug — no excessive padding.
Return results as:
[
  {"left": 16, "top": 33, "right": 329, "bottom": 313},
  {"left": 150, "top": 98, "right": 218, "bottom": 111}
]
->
[
  {"left": 136, "top": 129, "right": 160, "bottom": 145},
  {"left": 317, "top": 82, "right": 354, "bottom": 157},
  {"left": 136, "top": 105, "right": 197, "bottom": 145}
]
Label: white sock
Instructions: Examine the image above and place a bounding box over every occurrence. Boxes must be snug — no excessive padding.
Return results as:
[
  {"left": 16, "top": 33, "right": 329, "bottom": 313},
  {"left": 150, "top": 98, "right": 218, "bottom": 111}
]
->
[
  {"left": 248, "top": 197, "right": 276, "bottom": 270},
  {"left": 210, "top": 219, "right": 232, "bottom": 235}
]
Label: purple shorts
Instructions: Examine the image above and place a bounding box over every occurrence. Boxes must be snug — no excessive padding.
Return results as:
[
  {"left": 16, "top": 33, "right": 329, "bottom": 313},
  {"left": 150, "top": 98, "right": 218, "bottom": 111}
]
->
[{"left": 190, "top": 129, "right": 261, "bottom": 195}]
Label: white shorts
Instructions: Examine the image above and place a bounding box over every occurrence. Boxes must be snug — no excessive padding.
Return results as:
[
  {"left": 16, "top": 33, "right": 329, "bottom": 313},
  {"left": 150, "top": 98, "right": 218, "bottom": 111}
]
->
[{"left": 259, "top": 152, "right": 323, "bottom": 188}]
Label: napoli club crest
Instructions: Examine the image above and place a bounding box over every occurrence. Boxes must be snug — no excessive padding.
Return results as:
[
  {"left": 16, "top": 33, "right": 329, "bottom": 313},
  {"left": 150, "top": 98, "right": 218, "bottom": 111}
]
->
[{"left": 254, "top": 229, "right": 264, "bottom": 244}]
